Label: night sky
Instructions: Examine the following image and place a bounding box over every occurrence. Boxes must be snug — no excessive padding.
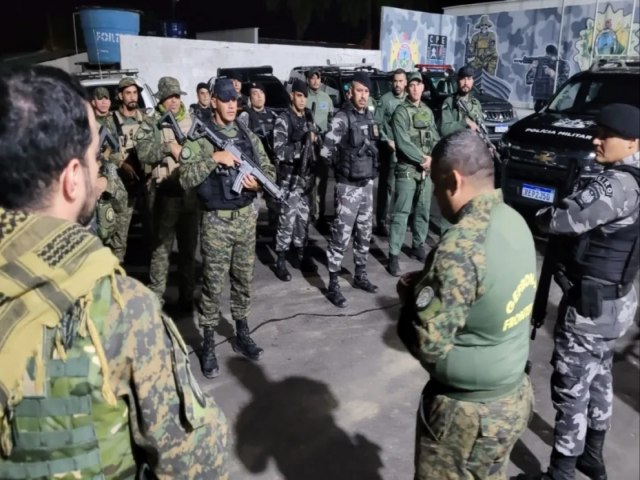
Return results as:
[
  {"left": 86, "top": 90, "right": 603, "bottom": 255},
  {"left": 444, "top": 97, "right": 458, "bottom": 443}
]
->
[{"left": 2, "top": 0, "right": 489, "bottom": 57}]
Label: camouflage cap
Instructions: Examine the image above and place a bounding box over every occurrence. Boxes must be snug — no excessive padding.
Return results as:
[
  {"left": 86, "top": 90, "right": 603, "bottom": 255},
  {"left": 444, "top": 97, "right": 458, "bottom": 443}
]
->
[
  {"left": 407, "top": 71, "right": 423, "bottom": 83},
  {"left": 118, "top": 77, "right": 140, "bottom": 91},
  {"left": 156, "top": 76, "right": 187, "bottom": 101},
  {"left": 93, "top": 87, "right": 110, "bottom": 100}
]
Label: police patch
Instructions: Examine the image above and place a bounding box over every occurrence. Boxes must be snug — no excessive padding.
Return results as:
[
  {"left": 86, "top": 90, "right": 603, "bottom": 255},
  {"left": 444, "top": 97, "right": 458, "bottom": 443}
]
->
[
  {"left": 105, "top": 206, "right": 115, "bottom": 223},
  {"left": 416, "top": 286, "right": 435, "bottom": 310},
  {"left": 181, "top": 146, "right": 192, "bottom": 160},
  {"left": 594, "top": 176, "right": 613, "bottom": 197}
]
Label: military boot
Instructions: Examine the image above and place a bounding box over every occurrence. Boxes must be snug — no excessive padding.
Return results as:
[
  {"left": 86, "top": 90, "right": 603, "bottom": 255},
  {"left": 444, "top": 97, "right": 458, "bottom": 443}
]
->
[
  {"left": 354, "top": 265, "right": 378, "bottom": 293},
  {"left": 327, "top": 272, "right": 347, "bottom": 308},
  {"left": 233, "top": 319, "right": 264, "bottom": 361},
  {"left": 274, "top": 251, "right": 291, "bottom": 281},
  {"left": 296, "top": 247, "right": 317, "bottom": 273},
  {"left": 201, "top": 326, "right": 219, "bottom": 378},
  {"left": 577, "top": 429, "right": 607, "bottom": 480},
  {"left": 409, "top": 245, "right": 427, "bottom": 263},
  {"left": 545, "top": 449, "right": 578, "bottom": 480},
  {"left": 387, "top": 254, "right": 401, "bottom": 277}
]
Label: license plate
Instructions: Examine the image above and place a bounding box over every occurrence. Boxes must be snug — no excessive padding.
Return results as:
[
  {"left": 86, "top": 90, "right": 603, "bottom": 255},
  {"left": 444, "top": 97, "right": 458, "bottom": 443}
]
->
[
  {"left": 494, "top": 124, "right": 508, "bottom": 133},
  {"left": 521, "top": 184, "right": 555, "bottom": 203}
]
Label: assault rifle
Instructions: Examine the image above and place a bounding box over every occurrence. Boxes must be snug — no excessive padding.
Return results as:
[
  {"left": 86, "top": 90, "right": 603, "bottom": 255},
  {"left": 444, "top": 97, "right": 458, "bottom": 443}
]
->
[
  {"left": 157, "top": 111, "right": 187, "bottom": 145},
  {"left": 187, "top": 117, "right": 285, "bottom": 202},
  {"left": 290, "top": 107, "right": 318, "bottom": 193},
  {"left": 463, "top": 24, "right": 472, "bottom": 65},
  {"left": 513, "top": 55, "right": 554, "bottom": 67},
  {"left": 456, "top": 98, "right": 499, "bottom": 160},
  {"left": 99, "top": 125, "right": 119, "bottom": 153}
]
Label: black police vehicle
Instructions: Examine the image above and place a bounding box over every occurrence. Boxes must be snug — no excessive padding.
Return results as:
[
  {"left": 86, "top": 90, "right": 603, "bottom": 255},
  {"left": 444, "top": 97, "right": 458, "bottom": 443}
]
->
[
  {"left": 499, "top": 57, "right": 640, "bottom": 216},
  {"left": 213, "top": 66, "right": 290, "bottom": 111},
  {"left": 416, "top": 64, "right": 517, "bottom": 143}
]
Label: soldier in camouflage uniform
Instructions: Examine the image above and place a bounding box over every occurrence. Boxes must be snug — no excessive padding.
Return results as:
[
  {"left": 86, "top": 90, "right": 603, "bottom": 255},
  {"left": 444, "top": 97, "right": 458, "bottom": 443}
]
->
[
  {"left": 136, "top": 77, "right": 199, "bottom": 311},
  {"left": 104, "top": 77, "right": 149, "bottom": 262},
  {"left": 91, "top": 86, "right": 111, "bottom": 124},
  {"left": 469, "top": 15, "right": 499, "bottom": 76},
  {"left": 387, "top": 72, "right": 440, "bottom": 277},
  {"left": 179, "top": 78, "right": 276, "bottom": 379},
  {"left": 272, "top": 79, "right": 319, "bottom": 281},
  {"left": 439, "top": 66, "right": 484, "bottom": 137},
  {"left": 397, "top": 130, "right": 535, "bottom": 480},
  {"left": 373, "top": 68, "right": 407, "bottom": 237},
  {"left": 321, "top": 71, "right": 380, "bottom": 308},
  {"left": 535, "top": 104, "right": 640, "bottom": 480},
  {"left": 0, "top": 65, "right": 228, "bottom": 480}
]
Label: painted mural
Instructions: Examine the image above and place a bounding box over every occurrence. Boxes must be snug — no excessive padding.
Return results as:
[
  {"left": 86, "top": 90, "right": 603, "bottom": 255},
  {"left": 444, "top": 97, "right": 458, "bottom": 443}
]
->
[{"left": 380, "top": 1, "right": 640, "bottom": 108}]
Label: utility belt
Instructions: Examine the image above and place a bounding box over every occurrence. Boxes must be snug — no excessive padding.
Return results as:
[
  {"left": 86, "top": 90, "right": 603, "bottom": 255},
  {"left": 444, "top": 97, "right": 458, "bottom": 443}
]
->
[
  {"left": 207, "top": 203, "right": 253, "bottom": 219},
  {"left": 557, "top": 270, "right": 633, "bottom": 318}
]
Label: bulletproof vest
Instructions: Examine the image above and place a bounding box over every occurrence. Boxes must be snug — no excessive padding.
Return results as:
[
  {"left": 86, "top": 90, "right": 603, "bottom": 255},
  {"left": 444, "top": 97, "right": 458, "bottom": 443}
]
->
[
  {"left": 281, "top": 108, "right": 309, "bottom": 164},
  {"left": 112, "top": 110, "right": 144, "bottom": 151},
  {"left": 409, "top": 107, "right": 436, "bottom": 154},
  {"left": 190, "top": 103, "right": 212, "bottom": 121},
  {"left": 197, "top": 123, "right": 258, "bottom": 211},
  {"left": 247, "top": 107, "right": 277, "bottom": 138},
  {"left": 336, "top": 105, "right": 379, "bottom": 182},
  {"left": 0, "top": 278, "right": 136, "bottom": 479},
  {"left": 567, "top": 165, "right": 640, "bottom": 286}
]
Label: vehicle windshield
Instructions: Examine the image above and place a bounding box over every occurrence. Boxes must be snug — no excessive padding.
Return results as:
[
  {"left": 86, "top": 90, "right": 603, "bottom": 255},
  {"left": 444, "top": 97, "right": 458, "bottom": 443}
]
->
[
  {"left": 427, "top": 75, "right": 456, "bottom": 96},
  {"left": 547, "top": 74, "right": 639, "bottom": 114}
]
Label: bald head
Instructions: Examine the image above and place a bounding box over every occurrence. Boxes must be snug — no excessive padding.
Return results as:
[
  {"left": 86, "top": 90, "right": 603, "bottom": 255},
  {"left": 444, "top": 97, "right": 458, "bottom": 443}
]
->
[{"left": 431, "top": 129, "right": 494, "bottom": 184}]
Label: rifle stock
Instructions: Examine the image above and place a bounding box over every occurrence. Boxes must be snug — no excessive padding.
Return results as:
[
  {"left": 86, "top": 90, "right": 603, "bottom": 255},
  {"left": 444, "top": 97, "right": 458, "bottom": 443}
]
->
[
  {"left": 157, "top": 111, "right": 187, "bottom": 145},
  {"left": 99, "top": 125, "right": 119, "bottom": 153}
]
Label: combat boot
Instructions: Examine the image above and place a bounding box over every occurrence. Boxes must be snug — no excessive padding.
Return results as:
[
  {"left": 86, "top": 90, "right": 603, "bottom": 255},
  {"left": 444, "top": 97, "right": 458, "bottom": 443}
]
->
[
  {"left": 387, "top": 254, "right": 401, "bottom": 277},
  {"left": 296, "top": 247, "right": 317, "bottom": 273},
  {"left": 327, "top": 272, "right": 347, "bottom": 308},
  {"left": 545, "top": 449, "right": 578, "bottom": 480},
  {"left": 233, "top": 319, "right": 264, "bottom": 361},
  {"left": 577, "top": 429, "right": 607, "bottom": 480},
  {"left": 409, "top": 245, "right": 427, "bottom": 263},
  {"left": 274, "top": 251, "right": 291, "bottom": 281},
  {"left": 201, "top": 326, "right": 219, "bottom": 378},
  {"left": 354, "top": 265, "right": 378, "bottom": 293}
]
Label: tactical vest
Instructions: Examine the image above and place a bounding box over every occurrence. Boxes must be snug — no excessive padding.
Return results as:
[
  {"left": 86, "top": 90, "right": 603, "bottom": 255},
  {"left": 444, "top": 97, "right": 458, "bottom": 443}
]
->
[
  {"left": 281, "top": 108, "right": 309, "bottom": 165},
  {"left": 112, "top": 110, "right": 144, "bottom": 152},
  {"left": 409, "top": 107, "right": 436, "bottom": 154},
  {"left": 247, "top": 108, "right": 277, "bottom": 139},
  {"left": 156, "top": 112, "right": 193, "bottom": 196},
  {"left": 336, "top": 105, "right": 379, "bottom": 182},
  {"left": 0, "top": 278, "right": 136, "bottom": 480},
  {"left": 197, "top": 123, "right": 258, "bottom": 211},
  {"left": 567, "top": 165, "right": 640, "bottom": 287}
]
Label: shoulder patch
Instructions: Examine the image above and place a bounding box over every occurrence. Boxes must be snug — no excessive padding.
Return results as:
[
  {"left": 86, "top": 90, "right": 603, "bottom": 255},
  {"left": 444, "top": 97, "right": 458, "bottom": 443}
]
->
[
  {"left": 105, "top": 206, "right": 115, "bottom": 223},
  {"left": 181, "top": 145, "right": 192, "bottom": 160},
  {"left": 594, "top": 175, "right": 614, "bottom": 197},
  {"left": 415, "top": 286, "right": 435, "bottom": 310}
]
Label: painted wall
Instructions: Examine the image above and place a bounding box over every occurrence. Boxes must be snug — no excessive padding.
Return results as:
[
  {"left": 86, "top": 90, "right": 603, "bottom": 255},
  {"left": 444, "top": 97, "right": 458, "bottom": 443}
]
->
[
  {"left": 120, "top": 35, "right": 381, "bottom": 108},
  {"left": 381, "top": 1, "right": 640, "bottom": 108}
]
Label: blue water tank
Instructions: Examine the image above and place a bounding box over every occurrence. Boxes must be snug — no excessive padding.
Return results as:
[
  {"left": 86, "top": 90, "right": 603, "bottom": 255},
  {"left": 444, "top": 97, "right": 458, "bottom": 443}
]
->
[
  {"left": 162, "top": 21, "right": 188, "bottom": 38},
  {"left": 79, "top": 7, "right": 141, "bottom": 65}
]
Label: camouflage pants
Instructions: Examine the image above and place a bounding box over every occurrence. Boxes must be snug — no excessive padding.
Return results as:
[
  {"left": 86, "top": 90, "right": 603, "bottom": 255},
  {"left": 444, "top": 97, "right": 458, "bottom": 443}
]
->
[
  {"left": 388, "top": 171, "right": 432, "bottom": 256},
  {"left": 311, "top": 160, "right": 330, "bottom": 220},
  {"left": 275, "top": 186, "right": 311, "bottom": 252},
  {"left": 550, "top": 287, "right": 637, "bottom": 456},
  {"left": 375, "top": 146, "right": 397, "bottom": 228},
  {"left": 326, "top": 180, "right": 374, "bottom": 273},
  {"left": 108, "top": 192, "right": 136, "bottom": 262},
  {"left": 414, "top": 376, "right": 533, "bottom": 480},
  {"left": 198, "top": 205, "right": 258, "bottom": 327},
  {"left": 148, "top": 190, "right": 199, "bottom": 303}
]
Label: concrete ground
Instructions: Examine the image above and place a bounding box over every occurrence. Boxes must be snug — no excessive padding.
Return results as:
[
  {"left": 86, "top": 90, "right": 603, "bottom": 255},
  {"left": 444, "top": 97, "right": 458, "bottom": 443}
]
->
[{"left": 125, "top": 190, "right": 639, "bottom": 480}]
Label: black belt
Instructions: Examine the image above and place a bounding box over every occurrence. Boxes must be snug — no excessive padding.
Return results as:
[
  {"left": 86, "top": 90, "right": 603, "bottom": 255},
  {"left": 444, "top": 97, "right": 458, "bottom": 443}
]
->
[{"left": 567, "top": 277, "right": 633, "bottom": 301}]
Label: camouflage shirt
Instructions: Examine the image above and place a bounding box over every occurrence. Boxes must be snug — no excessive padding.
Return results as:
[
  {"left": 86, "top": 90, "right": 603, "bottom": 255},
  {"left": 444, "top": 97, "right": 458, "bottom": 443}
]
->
[
  {"left": 320, "top": 102, "right": 375, "bottom": 168},
  {"left": 103, "top": 109, "right": 148, "bottom": 167},
  {"left": 373, "top": 90, "right": 406, "bottom": 143},
  {"left": 439, "top": 94, "right": 484, "bottom": 137},
  {"left": 178, "top": 120, "right": 275, "bottom": 191},
  {"left": 537, "top": 152, "right": 640, "bottom": 235}
]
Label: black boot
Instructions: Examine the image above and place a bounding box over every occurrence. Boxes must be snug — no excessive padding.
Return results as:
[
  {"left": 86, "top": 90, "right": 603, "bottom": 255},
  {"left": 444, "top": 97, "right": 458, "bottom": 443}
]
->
[
  {"left": 201, "top": 326, "right": 219, "bottom": 378},
  {"left": 577, "top": 429, "right": 607, "bottom": 480},
  {"left": 274, "top": 251, "right": 291, "bottom": 281},
  {"left": 327, "top": 272, "right": 347, "bottom": 308},
  {"left": 387, "top": 254, "right": 401, "bottom": 277},
  {"left": 409, "top": 245, "right": 427, "bottom": 263},
  {"left": 296, "top": 247, "right": 317, "bottom": 273},
  {"left": 374, "top": 223, "right": 389, "bottom": 237},
  {"left": 354, "top": 266, "right": 378, "bottom": 293},
  {"left": 545, "top": 449, "right": 578, "bottom": 480},
  {"left": 233, "top": 319, "right": 264, "bottom": 360}
]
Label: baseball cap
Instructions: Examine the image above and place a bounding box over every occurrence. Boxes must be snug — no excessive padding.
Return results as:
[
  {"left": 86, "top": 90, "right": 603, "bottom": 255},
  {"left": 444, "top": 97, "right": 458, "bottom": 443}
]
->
[
  {"left": 457, "top": 66, "right": 475, "bottom": 78},
  {"left": 92, "top": 87, "right": 110, "bottom": 100},
  {"left": 596, "top": 103, "right": 640, "bottom": 139},
  {"left": 407, "top": 72, "right": 423, "bottom": 84},
  {"left": 213, "top": 78, "right": 238, "bottom": 102}
]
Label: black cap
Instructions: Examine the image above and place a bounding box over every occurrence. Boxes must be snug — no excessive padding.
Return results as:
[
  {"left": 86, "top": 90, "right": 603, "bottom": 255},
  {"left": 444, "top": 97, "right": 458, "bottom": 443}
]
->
[
  {"left": 291, "top": 79, "right": 308, "bottom": 96},
  {"left": 249, "top": 82, "right": 266, "bottom": 94},
  {"left": 352, "top": 71, "right": 371, "bottom": 90},
  {"left": 458, "top": 66, "right": 475, "bottom": 78},
  {"left": 196, "top": 82, "right": 209, "bottom": 92},
  {"left": 306, "top": 68, "right": 321, "bottom": 79},
  {"left": 545, "top": 44, "right": 558, "bottom": 56},
  {"left": 596, "top": 103, "right": 640, "bottom": 139},
  {"left": 213, "top": 78, "right": 238, "bottom": 102}
]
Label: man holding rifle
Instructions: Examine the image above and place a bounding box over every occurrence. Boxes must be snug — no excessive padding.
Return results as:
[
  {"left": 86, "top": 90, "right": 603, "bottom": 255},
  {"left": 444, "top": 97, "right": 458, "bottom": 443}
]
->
[
  {"left": 439, "top": 66, "right": 484, "bottom": 137},
  {"left": 179, "top": 78, "right": 277, "bottom": 379}
]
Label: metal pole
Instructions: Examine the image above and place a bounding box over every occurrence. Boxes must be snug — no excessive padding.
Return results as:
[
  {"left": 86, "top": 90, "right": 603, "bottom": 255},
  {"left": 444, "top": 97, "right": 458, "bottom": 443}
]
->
[
  {"left": 627, "top": 0, "right": 638, "bottom": 54},
  {"left": 553, "top": 0, "right": 567, "bottom": 94},
  {"left": 72, "top": 12, "right": 79, "bottom": 56},
  {"left": 590, "top": 0, "right": 601, "bottom": 65}
]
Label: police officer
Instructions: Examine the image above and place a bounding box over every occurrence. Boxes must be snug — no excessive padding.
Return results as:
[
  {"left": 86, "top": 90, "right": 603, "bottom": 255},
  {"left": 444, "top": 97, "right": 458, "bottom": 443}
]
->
[
  {"left": 136, "top": 77, "right": 199, "bottom": 311},
  {"left": 91, "top": 87, "right": 111, "bottom": 124},
  {"left": 226, "top": 70, "right": 249, "bottom": 112},
  {"left": 179, "top": 78, "right": 276, "bottom": 379},
  {"left": 373, "top": 68, "right": 407, "bottom": 237},
  {"left": 397, "top": 130, "right": 535, "bottom": 479},
  {"left": 321, "top": 71, "right": 379, "bottom": 308},
  {"left": 535, "top": 104, "right": 640, "bottom": 480},
  {"left": 272, "top": 79, "right": 318, "bottom": 281},
  {"left": 104, "top": 77, "right": 149, "bottom": 262},
  {"left": 387, "top": 72, "right": 440, "bottom": 277},
  {"left": 237, "top": 81, "right": 278, "bottom": 160},
  {"left": 439, "top": 66, "right": 484, "bottom": 137},
  {"left": 189, "top": 82, "right": 212, "bottom": 120},
  {"left": 306, "top": 68, "right": 335, "bottom": 231}
]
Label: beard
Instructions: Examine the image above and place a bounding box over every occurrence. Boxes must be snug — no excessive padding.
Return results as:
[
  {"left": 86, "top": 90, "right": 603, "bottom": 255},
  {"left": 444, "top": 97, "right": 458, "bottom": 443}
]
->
[{"left": 125, "top": 100, "right": 138, "bottom": 110}]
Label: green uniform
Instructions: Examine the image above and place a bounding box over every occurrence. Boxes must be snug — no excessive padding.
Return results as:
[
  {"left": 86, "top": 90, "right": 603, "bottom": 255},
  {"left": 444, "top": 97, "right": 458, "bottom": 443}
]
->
[
  {"left": 373, "top": 90, "right": 406, "bottom": 229},
  {"left": 439, "top": 94, "right": 484, "bottom": 137},
  {"left": 388, "top": 98, "right": 439, "bottom": 256},
  {"left": 397, "top": 189, "right": 536, "bottom": 479},
  {"left": 136, "top": 103, "right": 199, "bottom": 306},
  {"left": 306, "top": 89, "right": 333, "bottom": 133},
  {"left": 307, "top": 89, "right": 334, "bottom": 223}
]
